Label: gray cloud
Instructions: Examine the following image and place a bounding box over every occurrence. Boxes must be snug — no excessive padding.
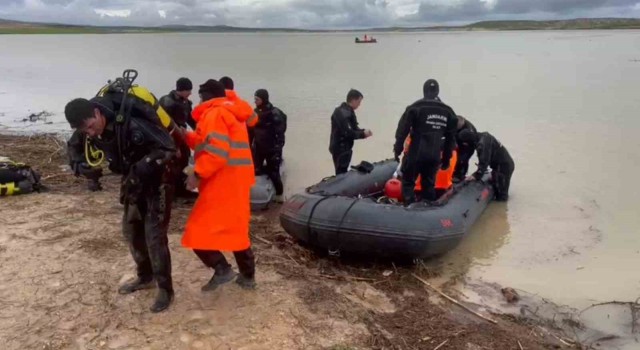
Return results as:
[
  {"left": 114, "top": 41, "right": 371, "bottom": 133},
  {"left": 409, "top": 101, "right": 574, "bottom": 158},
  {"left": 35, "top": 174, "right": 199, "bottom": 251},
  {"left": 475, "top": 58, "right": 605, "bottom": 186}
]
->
[
  {"left": 407, "top": 0, "right": 489, "bottom": 23},
  {"left": 403, "top": 0, "right": 640, "bottom": 24},
  {"left": 493, "top": 0, "right": 639, "bottom": 15},
  {"left": 0, "top": 0, "right": 639, "bottom": 28}
]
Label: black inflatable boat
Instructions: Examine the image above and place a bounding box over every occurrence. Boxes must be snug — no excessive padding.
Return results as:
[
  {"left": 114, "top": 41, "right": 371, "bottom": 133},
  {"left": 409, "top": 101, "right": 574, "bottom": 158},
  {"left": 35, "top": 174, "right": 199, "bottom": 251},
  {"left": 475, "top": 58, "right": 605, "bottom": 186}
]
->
[{"left": 279, "top": 159, "right": 494, "bottom": 259}]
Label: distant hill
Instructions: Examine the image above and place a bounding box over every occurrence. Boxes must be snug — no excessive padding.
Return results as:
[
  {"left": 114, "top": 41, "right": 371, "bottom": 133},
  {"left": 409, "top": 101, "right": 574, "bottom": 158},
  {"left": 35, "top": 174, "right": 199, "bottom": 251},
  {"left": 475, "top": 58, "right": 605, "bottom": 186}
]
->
[
  {"left": 158, "top": 24, "right": 314, "bottom": 33},
  {"left": 466, "top": 18, "right": 640, "bottom": 30},
  {"left": 1, "top": 17, "right": 640, "bottom": 34}
]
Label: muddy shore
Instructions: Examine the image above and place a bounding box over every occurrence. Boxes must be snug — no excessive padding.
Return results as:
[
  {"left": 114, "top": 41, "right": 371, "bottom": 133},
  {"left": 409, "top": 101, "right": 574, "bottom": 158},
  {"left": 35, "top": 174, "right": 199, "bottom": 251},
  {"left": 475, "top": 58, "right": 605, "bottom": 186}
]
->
[{"left": 0, "top": 134, "right": 587, "bottom": 349}]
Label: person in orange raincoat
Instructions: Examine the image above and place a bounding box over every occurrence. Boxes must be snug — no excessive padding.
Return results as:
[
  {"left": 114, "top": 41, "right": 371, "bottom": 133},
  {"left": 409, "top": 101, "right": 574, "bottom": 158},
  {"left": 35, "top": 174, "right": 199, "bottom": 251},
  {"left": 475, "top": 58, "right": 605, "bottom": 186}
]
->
[
  {"left": 182, "top": 79, "right": 257, "bottom": 290},
  {"left": 402, "top": 135, "right": 457, "bottom": 196},
  {"left": 220, "top": 76, "right": 259, "bottom": 128}
]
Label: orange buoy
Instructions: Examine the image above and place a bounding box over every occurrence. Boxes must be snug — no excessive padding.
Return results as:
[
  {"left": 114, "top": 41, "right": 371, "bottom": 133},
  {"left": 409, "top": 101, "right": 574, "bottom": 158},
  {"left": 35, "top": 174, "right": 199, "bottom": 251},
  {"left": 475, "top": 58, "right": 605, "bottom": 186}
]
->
[{"left": 384, "top": 178, "right": 403, "bottom": 201}]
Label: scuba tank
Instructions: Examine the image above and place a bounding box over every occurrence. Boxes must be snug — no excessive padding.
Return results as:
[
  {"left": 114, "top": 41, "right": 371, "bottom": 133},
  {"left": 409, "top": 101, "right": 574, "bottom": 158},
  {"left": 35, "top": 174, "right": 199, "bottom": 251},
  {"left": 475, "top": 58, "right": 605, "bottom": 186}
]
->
[
  {"left": 0, "top": 161, "right": 41, "bottom": 196},
  {"left": 0, "top": 180, "right": 36, "bottom": 196},
  {"left": 87, "top": 69, "right": 183, "bottom": 169},
  {"left": 95, "top": 70, "right": 178, "bottom": 135}
]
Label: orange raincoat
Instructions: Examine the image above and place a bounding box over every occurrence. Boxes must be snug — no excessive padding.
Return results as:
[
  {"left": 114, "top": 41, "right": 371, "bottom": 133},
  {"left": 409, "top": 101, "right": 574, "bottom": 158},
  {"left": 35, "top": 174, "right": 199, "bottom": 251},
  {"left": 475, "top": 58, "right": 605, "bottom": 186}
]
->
[
  {"left": 403, "top": 135, "right": 457, "bottom": 191},
  {"left": 182, "top": 98, "right": 255, "bottom": 251},
  {"left": 225, "top": 89, "right": 259, "bottom": 127}
]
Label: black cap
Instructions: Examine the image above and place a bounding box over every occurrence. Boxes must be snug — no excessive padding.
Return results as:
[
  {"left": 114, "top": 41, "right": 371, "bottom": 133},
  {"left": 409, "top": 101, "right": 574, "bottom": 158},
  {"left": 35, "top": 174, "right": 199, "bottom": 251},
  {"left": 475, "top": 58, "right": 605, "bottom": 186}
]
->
[
  {"left": 64, "top": 98, "right": 94, "bottom": 129},
  {"left": 458, "top": 129, "right": 478, "bottom": 144},
  {"left": 198, "top": 79, "right": 226, "bottom": 98},
  {"left": 254, "top": 89, "right": 269, "bottom": 103},
  {"left": 176, "top": 77, "right": 192, "bottom": 91},
  {"left": 423, "top": 79, "right": 439, "bottom": 99},
  {"left": 219, "top": 76, "right": 234, "bottom": 90}
]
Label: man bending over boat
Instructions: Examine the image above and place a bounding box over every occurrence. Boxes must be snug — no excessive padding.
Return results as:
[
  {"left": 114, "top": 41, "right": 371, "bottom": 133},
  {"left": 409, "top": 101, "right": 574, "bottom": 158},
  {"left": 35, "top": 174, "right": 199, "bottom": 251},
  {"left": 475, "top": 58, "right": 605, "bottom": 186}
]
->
[
  {"left": 452, "top": 115, "right": 477, "bottom": 183},
  {"left": 458, "top": 130, "right": 515, "bottom": 201}
]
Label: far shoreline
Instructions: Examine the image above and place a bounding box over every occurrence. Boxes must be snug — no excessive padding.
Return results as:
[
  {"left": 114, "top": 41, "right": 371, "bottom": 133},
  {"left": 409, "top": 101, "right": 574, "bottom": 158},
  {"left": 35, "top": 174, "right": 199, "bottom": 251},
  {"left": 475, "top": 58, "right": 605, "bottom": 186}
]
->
[
  {"left": 3, "top": 28, "right": 640, "bottom": 35},
  {"left": 2, "top": 17, "right": 640, "bottom": 35}
]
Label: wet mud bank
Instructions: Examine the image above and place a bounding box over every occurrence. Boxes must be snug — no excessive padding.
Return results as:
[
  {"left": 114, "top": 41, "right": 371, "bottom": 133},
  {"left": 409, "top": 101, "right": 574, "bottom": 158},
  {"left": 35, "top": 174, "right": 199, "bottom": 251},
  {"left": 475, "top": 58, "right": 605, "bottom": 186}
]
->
[{"left": 2, "top": 133, "right": 631, "bottom": 350}]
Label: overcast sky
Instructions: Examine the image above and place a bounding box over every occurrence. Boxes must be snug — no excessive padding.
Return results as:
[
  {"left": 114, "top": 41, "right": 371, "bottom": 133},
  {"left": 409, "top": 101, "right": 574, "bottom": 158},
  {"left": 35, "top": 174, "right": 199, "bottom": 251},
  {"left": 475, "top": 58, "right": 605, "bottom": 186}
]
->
[{"left": 1, "top": 0, "right": 639, "bottom": 29}]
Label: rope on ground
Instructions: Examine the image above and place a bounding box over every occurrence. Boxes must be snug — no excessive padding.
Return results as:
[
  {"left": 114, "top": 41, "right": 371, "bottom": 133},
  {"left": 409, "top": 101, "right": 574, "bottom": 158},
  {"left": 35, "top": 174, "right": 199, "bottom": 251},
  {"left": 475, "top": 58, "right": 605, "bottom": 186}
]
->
[
  {"left": 433, "top": 339, "right": 448, "bottom": 350},
  {"left": 412, "top": 273, "right": 498, "bottom": 325}
]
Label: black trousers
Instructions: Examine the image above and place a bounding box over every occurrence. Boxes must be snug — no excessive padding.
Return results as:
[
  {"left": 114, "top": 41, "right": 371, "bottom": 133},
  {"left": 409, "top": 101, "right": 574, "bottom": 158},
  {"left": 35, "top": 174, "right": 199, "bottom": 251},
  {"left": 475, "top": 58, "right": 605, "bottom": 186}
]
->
[
  {"left": 254, "top": 150, "right": 283, "bottom": 195},
  {"left": 122, "top": 182, "right": 174, "bottom": 291},
  {"left": 331, "top": 149, "right": 353, "bottom": 175},
  {"left": 401, "top": 159, "right": 440, "bottom": 204},
  {"left": 492, "top": 160, "right": 515, "bottom": 201},
  {"left": 194, "top": 248, "right": 256, "bottom": 279}
]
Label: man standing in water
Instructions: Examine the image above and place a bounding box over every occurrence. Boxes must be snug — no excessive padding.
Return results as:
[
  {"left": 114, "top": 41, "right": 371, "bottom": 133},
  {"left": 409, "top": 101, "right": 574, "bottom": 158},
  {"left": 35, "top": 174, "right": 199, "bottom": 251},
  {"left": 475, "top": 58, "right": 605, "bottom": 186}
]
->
[
  {"left": 458, "top": 130, "right": 515, "bottom": 201},
  {"left": 329, "top": 89, "right": 372, "bottom": 175},
  {"left": 394, "top": 79, "right": 458, "bottom": 204},
  {"left": 65, "top": 85, "right": 178, "bottom": 312}
]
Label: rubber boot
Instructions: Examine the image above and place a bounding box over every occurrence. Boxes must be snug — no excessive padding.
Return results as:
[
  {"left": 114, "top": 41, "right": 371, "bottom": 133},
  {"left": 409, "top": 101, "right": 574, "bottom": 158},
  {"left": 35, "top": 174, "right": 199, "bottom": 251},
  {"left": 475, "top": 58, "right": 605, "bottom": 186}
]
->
[
  {"left": 150, "top": 288, "right": 174, "bottom": 313},
  {"left": 118, "top": 277, "right": 154, "bottom": 295},
  {"left": 201, "top": 265, "right": 236, "bottom": 292},
  {"left": 87, "top": 178, "right": 102, "bottom": 192},
  {"left": 236, "top": 275, "right": 257, "bottom": 290}
]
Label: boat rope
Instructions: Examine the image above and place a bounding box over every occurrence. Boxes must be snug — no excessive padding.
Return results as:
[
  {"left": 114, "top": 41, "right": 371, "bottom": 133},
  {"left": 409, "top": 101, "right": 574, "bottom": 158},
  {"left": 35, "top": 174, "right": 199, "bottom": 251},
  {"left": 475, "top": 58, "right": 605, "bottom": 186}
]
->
[
  {"left": 332, "top": 197, "right": 360, "bottom": 255},
  {"left": 306, "top": 195, "right": 335, "bottom": 245}
]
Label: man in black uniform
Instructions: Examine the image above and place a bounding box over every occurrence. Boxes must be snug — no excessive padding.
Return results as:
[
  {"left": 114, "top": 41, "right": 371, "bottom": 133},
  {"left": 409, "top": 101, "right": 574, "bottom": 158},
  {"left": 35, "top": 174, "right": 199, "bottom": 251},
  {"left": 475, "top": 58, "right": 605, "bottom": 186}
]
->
[
  {"left": 160, "top": 77, "right": 195, "bottom": 199},
  {"left": 329, "top": 89, "right": 372, "bottom": 175},
  {"left": 251, "top": 89, "right": 287, "bottom": 202},
  {"left": 394, "top": 79, "right": 458, "bottom": 204},
  {"left": 458, "top": 130, "right": 515, "bottom": 201},
  {"left": 159, "top": 77, "right": 195, "bottom": 130},
  {"left": 65, "top": 85, "right": 178, "bottom": 313},
  {"left": 453, "top": 115, "right": 477, "bottom": 182}
]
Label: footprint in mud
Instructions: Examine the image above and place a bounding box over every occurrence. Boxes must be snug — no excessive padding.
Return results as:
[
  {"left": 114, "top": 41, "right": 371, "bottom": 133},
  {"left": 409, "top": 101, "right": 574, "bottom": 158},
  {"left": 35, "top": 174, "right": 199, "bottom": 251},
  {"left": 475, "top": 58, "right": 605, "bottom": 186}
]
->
[{"left": 336, "top": 282, "right": 396, "bottom": 314}]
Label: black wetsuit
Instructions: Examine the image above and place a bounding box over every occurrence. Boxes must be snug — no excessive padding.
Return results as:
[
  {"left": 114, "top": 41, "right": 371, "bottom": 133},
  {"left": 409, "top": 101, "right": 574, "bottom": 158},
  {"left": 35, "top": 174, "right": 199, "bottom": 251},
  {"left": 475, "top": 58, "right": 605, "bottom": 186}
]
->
[
  {"left": 251, "top": 103, "right": 287, "bottom": 195},
  {"left": 329, "top": 102, "right": 366, "bottom": 175},
  {"left": 471, "top": 132, "right": 514, "bottom": 201},
  {"left": 394, "top": 98, "right": 458, "bottom": 203},
  {"left": 67, "top": 92, "right": 177, "bottom": 294}
]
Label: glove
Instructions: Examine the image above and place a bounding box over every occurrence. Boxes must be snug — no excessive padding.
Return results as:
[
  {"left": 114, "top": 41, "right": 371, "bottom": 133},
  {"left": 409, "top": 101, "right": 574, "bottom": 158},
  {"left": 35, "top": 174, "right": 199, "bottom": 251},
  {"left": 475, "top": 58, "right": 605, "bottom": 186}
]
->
[
  {"left": 73, "top": 162, "right": 103, "bottom": 180},
  {"left": 441, "top": 159, "right": 450, "bottom": 170},
  {"left": 120, "top": 171, "right": 142, "bottom": 205},
  {"left": 273, "top": 151, "right": 283, "bottom": 165}
]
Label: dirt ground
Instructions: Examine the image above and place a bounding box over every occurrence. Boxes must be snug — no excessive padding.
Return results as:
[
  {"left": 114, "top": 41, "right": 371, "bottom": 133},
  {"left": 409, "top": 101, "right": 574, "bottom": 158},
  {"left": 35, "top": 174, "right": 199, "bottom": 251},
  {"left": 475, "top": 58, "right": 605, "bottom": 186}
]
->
[{"left": 0, "top": 134, "right": 581, "bottom": 350}]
